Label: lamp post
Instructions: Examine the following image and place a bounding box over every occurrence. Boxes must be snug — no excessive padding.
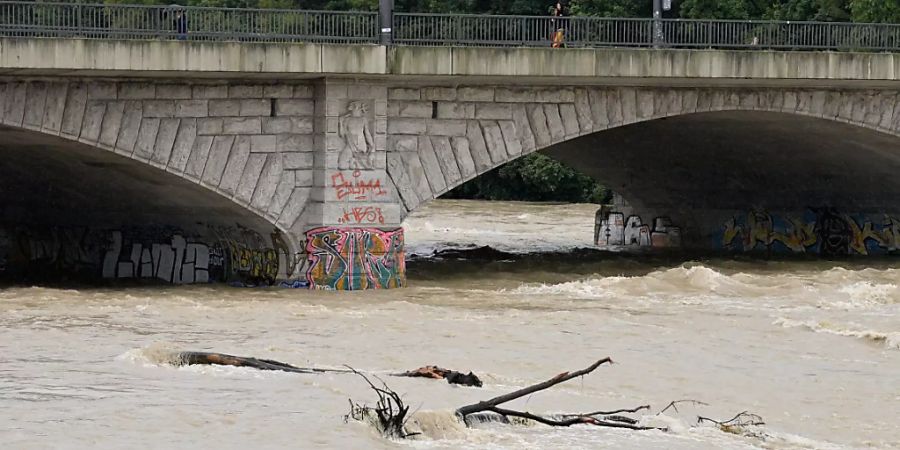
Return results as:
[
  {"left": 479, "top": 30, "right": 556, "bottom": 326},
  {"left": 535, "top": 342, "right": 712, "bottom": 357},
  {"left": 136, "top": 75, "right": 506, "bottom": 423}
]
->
[
  {"left": 652, "top": 0, "right": 663, "bottom": 47},
  {"left": 379, "top": 0, "right": 393, "bottom": 45}
]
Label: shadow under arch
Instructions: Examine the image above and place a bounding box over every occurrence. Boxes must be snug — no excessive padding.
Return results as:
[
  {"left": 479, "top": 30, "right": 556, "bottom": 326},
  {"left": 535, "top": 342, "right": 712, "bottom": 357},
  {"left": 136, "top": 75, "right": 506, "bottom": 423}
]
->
[
  {"left": 542, "top": 110, "right": 900, "bottom": 254},
  {"left": 0, "top": 124, "right": 300, "bottom": 284}
]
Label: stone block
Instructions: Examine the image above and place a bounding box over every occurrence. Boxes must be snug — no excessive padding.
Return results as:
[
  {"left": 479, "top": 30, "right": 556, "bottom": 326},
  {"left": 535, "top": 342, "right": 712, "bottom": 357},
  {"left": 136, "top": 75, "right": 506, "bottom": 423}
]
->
[
  {"left": 157, "top": 84, "right": 191, "bottom": 99},
  {"left": 133, "top": 118, "right": 161, "bottom": 160},
  {"left": 495, "top": 88, "right": 536, "bottom": 103},
  {"left": 512, "top": 104, "right": 536, "bottom": 152},
  {"left": 41, "top": 82, "right": 68, "bottom": 134},
  {"left": 193, "top": 85, "right": 228, "bottom": 99},
  {"left": 4, "top": 83, "right": 26, "bottom": 126},
  {"left": 396, "top": 101, "right": 433, "bottom": 118},
  {"left": 475, "top": 104, "right": 512, "bottom": 120},
  {"left": 174, "top": 100, "right": 208, "bottom": 118},
  {"left": 143, "top": 100, "right": 175, "bottom": 118},
  {"left": 276, "top": 99, "right": 314, "bottom": 116},
  {"left": 59, "top": 83, "right": 87, "bottom": 137},
  {"left": 184, "top": 135, "right": 213, "bottom": 179},
  {"left": 97, "top": 101, "right": 125, "bottom": 148},
  {"left": 241, "top": 99, "right": 271, "bottom": 117},
  {"left": 637, "top": 90, "right": 655, "bottom": 118},
  {"left": 606, "top": 90, "right": 624, "bottom": 124},
  {"left": 431, "top": 136, "right": 462, "bottom": 186},
  {"left": 262, "top": 117, "right": 292, "bottom": 134},
  {"left": 115, "top": 101, "right": 143, "bottom": 152},
  {"left": 277, "top": 134, "right": 315, "bottom": 152},
  {"left": 387, "top": 152, "right": 424, "bottom": 211},
  {"left": 388, "top": 118, "right": 426, "bottom": 135},
  {"left": 250, "top": 154, "right": 284, "bottom": 211},
  {"left": 168, "top": 118, "right": 197, "bottom": 173},
  {"left": 389, "top": 135, "right": 418, "bottom": 152},
  {"left": 219, "top": 136, "right": 251, "bottom": 195},
  {"left": 201, "top": 135, "right": 236, "bottom": 187},
  {"left": 527, "top": 104, "right": 551, "bottom": 147},
  {"left": 223, "top": 117, "right": 262, "bottom": 134},
  {"left": 229, "top": 84, "right": 263, "bottom": 98},
  {"left": 619, "top": 88, "right": 637, "bottom": 123},
  {"left": 588, "top": 89, "right": 609, "bottom": 129},
  {"left": 573, "top": 88, "right": 593, "bottom": 132},
  {"left": 151, "top": 118, "right": 180, "bottom": 166},
  {"left": 266, "top": 171, "right": 296, "bottom": 218},
  {"left": 209, "top": 99, "right": 241, "bottom": 117},
  {"left": 418, "top": 136, "right": 447, "bottom": 194},
  {"left": 423, "top": 87, "right": 456, "bottom": 101},
  {"left": 426, "top": 119, "right": 467, "bottom": 136},
  {"left": 276, "top": 188, "right": 311, "bottom": 229},
  {"left": 290, "top": 117, "right": 314, "bottom": 134},
  {"left": 480, "top": 121, "right": 507, "bottom": 164},
  {"left": 293, "top": 85, "right": 314, "bottom": 98},
  {"left": 236, "top": 154, "right": 267, "bottom": 204},
  {"left": 436, "top": 102, "right": 467, "bottom": 119},
  {"left": 250, "top": 134, "right": 277, "bottom": 153},
  {"left": 466, "top": 120, "right": 492, "bottom": 172},
  {"left": 559, "top": 104, "right": 580, "bottom": 137},
  {"left": 119, "top": 83, "right": 155, "bottom": 100},
  {"left": 450, "top": 136, "right": 476, "bottom": 180},
  {"left": 536, "top": 88, "right": 575, "bottom": 103},
  {"left": 23, "top": 82, "right": 48, "bottom": 129},
  {"left": 498, "top": 120, "right": 523, "bottom": 157},
  {"left": 294, "top": 170, "right": 313, "bottom": 187},
  {"left": 458, "top": 87, "right": 494, "bottom": 102},
  {"left": 79, "top": 101, "right": 106, "bottom": 143},
  {"left": 87, "top": 81, "right": 117, "bottom": 100},
  {"left": 388, "top": 88, "right": 421, "bottom": 100},
  {"left": 263, "top": 85, "right": 293, "bottom": 98},
  {"left": 197, "top": 118, "right": 223, "bottom": 135}
]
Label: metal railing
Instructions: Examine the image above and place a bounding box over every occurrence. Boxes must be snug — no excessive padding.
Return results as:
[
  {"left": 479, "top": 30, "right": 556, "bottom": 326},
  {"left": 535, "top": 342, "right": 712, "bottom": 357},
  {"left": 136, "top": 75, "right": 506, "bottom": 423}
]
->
[
  {"left": 0, "top": 1, "right": 378, "bottom": 43},
  {"left": 394, "top": 13, "right": 900, "bottom": 51},
  {"left": 0, "top": 1, "right": 897, "bottom": 52}
]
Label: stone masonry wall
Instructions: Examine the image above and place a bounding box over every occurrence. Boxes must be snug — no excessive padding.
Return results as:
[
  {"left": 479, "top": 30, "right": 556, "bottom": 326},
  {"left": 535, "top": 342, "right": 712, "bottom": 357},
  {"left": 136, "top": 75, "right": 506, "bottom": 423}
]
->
[{"left": 384, "top": 86, "right": 900, "bottom": 220}]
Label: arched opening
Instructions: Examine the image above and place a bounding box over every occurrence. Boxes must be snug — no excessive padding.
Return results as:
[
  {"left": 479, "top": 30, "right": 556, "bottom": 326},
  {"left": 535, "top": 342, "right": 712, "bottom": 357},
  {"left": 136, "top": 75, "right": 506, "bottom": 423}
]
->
[
  {"left": 0, "top": 125, "right": 297, "bottom": 284},
  {"left": 541, "top": 111, "right": 900, "bottom": 255}
]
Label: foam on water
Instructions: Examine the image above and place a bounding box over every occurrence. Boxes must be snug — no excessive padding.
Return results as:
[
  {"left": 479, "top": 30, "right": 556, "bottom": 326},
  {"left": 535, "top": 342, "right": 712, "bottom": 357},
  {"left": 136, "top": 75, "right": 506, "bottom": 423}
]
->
[{"left": 774, "top": 318, "right": 900, "bottom": 350}]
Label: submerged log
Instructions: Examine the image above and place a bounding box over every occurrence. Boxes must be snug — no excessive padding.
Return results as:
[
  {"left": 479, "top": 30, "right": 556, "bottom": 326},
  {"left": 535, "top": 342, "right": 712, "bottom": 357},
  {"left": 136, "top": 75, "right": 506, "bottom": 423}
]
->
[
  {"left": 176, "top": 352, "right": 352, "bottom": 375},
  {"left": 395, "top": 365, "right": 483, "bottom": 387}
]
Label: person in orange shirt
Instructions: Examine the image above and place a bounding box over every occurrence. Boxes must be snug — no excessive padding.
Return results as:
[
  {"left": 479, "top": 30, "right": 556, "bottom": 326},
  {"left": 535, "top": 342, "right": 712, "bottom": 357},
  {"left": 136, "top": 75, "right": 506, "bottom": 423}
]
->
[{"left": 551, "top": 1, "right": 566, "bottom": 48}]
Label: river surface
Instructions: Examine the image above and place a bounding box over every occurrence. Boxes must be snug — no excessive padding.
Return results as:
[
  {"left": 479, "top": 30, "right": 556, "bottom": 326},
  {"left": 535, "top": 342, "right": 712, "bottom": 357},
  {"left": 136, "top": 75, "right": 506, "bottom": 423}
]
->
[{"left": 2, "top": 199, "right": 899, "bottom": 449}]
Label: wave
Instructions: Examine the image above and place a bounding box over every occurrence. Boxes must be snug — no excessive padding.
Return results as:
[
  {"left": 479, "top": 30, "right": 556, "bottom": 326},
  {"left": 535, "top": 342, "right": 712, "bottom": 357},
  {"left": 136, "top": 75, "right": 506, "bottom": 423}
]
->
[{"left": 775, "top": 318, "right": 900, "bottom": 350}]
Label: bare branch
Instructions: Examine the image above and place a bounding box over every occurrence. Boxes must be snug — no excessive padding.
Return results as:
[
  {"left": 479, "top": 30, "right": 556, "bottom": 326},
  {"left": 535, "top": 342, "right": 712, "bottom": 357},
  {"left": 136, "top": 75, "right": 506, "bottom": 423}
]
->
[{"left": 657, "top": 399, "right": 709, "bottom": 416}]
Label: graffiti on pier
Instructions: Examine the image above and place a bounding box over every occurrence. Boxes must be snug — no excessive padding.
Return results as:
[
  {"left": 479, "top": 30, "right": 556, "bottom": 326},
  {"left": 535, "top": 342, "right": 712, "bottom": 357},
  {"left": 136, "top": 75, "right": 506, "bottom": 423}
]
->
[
  {"left": 102, "top": 230, "right": 212, "bottom": 283},
  {"left": 338, "top": 206, "right": 386, "bottom": 225},
  {"left": 306, "top": 227, "right": 405, "bottom": 290},
  {"left": 720, "top": 208, "right": 900, "bottom": 256},
  {"left": 331, "top": 170, "right": 388, "bottom": 201},
  {"left": 0, "top": 224, "right": 307, "bottom": 285},
  {"left": 595, "top": 209, "right": 681, "bottom": 248}
]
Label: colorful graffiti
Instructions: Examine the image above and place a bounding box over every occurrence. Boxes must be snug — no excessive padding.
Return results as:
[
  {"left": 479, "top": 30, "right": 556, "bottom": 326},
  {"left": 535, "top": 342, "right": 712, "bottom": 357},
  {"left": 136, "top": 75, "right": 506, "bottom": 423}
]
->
[
  {"left": 595, "top": 209, "right": 681, "bottom": 248},
  {"left": 0, "top": 224, "right": 306, "bottom": 285},
  {"left": 306, "top": 227, "right": 405, "bottom": 290},
  {"left": 720, "top": 208, "right": 900, "bottom": 256},
  {"left": 331, "top": 170, "right": 388, "bottom": 201}
]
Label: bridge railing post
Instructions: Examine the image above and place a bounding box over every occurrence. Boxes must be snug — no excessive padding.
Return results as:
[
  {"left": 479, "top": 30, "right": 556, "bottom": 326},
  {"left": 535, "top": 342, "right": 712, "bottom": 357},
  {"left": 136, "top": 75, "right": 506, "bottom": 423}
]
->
[{"left": 379, "top": 0, "right": 393, "bottom": 45}]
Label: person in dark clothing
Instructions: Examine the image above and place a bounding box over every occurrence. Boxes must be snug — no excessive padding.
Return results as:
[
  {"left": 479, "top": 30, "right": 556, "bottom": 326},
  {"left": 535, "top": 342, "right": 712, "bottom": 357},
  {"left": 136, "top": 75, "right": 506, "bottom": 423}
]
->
[
  {"left": 174, "top": 9, "right": 188, "bottom": 40},
  {"left": 551, "top": 1, "right": 567, "bottom": 48}
]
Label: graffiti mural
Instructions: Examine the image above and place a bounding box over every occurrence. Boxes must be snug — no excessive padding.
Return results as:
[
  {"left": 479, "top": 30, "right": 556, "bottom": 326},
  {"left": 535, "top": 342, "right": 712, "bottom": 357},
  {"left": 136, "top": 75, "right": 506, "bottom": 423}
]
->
[
  {"left": 0, "top": 224, "right": 306, "bottom": 285},
  {"left": 306, "top": 227, "right": 405, "bottom": 290},
  {"left": 595, "top": 209, "right": 681, "bottom": 248},
  {"left": 720, "top": 208, "right": 900, "bottom": 256}
]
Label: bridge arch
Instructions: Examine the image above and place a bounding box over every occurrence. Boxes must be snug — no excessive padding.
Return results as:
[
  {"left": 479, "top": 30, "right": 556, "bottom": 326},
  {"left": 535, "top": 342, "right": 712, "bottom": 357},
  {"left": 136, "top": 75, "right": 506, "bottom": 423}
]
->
[
  {"left": 0, "top": 79, "right": 312, "bottom": 284},
  {"left": 386, "top": 86, "right": 900, "bottom": 254}
]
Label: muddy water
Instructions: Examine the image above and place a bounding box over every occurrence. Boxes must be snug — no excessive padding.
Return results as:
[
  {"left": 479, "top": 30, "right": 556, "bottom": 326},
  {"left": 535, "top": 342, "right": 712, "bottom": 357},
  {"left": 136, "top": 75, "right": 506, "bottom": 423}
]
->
[{"left": 2, "top": 199, "right": 899, "bottom": 449}]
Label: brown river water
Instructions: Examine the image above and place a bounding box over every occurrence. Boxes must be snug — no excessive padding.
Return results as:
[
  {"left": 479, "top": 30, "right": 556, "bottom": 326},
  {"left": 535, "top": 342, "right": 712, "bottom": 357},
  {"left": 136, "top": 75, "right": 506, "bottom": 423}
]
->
[{"left": 2, "top": 200, "right": 899, "bottom": 449}]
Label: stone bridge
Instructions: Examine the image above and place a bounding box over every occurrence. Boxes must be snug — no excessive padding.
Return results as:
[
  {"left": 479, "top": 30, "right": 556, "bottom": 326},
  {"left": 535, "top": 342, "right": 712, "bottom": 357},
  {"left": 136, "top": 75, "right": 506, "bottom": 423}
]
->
[{"left": 0, "top": 38, "right": 898, "bottom": 288}]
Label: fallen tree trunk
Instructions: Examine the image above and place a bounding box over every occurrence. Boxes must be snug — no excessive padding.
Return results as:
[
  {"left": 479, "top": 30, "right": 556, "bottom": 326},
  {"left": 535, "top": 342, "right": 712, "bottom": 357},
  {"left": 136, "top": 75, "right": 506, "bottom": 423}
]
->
[
  {"left": 394, "top": 365, "right": 483, "bottom": 387},
  {"left": 176, "top": 352, "right": 353, "bottom": 375},
  {"left": 454, "top": 357, "right": 660, "bottom": 431}
]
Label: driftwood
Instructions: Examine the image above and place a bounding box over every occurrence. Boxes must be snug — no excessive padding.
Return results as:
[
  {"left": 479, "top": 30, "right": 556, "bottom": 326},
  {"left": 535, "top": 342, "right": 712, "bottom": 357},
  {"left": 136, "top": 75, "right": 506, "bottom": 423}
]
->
[
  {"left": 454, "top": 357, "right": 660, "bottom": 431},
  {"left": 176, "top": 352, "right": 353, "bottom": 374},
  {"left": 394, "top": 365, "right": 483, "bottom": 387},
  {"left": 344, "top": 367, "right": 420, "bottom": 439}
]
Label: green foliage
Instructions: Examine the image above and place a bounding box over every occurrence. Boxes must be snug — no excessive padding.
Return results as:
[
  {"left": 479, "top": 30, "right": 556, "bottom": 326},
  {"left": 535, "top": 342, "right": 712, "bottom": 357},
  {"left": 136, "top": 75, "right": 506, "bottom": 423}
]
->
[
  {"left": 849, "top": 0, "right": 900, "bottom": 23},
  {"left": 444, "top": 153, "right": 609, "bottom": 204}
]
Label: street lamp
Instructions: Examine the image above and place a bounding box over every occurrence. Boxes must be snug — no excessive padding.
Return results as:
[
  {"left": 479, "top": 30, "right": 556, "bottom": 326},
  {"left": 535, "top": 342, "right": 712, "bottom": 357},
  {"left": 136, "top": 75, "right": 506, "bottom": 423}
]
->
[{"left": 652, "top": 0, "right": 671, "bottom": 47}]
